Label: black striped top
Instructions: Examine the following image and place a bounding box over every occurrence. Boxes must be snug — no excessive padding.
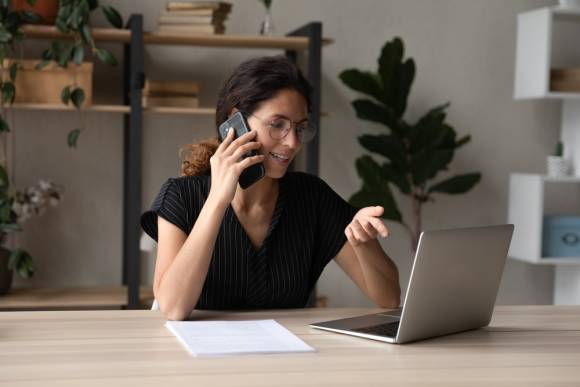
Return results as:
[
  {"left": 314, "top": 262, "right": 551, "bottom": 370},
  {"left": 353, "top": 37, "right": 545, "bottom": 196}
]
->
[{"left": 140, "top": 172, "right": 357, "bottom": 310}]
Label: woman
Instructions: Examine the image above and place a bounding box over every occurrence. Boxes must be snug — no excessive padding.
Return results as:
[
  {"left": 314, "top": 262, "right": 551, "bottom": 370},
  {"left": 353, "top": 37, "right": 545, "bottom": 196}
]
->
[{"left": 141, "top": 56, "right": 400, "bottom": 320}]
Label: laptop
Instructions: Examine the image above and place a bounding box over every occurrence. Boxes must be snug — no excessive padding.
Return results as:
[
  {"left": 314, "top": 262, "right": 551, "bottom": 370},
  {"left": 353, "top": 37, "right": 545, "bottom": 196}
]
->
[{"left": 310, "top": 224, "right": 514, "bottom": 344}]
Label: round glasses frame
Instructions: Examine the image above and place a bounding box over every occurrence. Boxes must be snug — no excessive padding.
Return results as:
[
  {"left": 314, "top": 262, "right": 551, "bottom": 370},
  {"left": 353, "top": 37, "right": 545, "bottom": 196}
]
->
[{"left": 242, "top": 112, "right": 317, "bottom": 144}]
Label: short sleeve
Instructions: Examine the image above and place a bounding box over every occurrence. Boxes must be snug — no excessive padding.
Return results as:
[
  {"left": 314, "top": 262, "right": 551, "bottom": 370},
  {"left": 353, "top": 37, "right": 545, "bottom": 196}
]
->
[
  {"left": 140, "top": 178, "right": 189, "bottom": 241},
  {"left": 312, "top": 176, "right": 358, "bottom": 273}
]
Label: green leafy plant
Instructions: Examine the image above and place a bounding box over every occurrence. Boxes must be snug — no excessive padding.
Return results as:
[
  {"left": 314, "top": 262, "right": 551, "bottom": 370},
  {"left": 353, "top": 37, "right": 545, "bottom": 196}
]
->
[
  {"left": 0, "top": 0, "right": 41, "bottom": 278},
  {"left": 553, "top": 141, "right": 564, "bottom": 157},
  {"left": 340, "top": 37, "right": 482, "bottom": 251},
  {"left": 37, "top": 0, "right": 123, "bottom": 148}
]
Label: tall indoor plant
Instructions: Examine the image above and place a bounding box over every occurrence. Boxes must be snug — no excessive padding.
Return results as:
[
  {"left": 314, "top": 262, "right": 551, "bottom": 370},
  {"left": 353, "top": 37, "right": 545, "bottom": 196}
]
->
[{"left": 340, "top": 37, "right": 481, "bottom": 251}]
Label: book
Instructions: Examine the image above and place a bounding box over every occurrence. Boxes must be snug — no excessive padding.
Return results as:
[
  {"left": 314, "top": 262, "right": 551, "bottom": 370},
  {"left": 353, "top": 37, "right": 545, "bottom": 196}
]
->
[
  {"left": 159, "top": 8, "right": 224, "bottom": 16},
  {"left": 144, "top": 80, "right": 200, "bottom": 96},
  {"left": 159, "top": 13, "right": 228, "bottom": 25},
  {"left": 165, "top": 319, "right": 316, "bottom": 356},
  {"left": 158, "top": 24, "right": 225, "bottom": 34},
  {"left": 166, "top": 1, "right": 232, "bottom": 12},
  {"left": 142, "top": 95, "right": 200, "bottom": 108}
]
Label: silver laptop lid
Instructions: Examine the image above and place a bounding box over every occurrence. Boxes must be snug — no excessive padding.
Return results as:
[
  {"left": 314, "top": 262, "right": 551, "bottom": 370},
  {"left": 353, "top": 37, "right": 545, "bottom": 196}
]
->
[{"left": 396, "top": 224, "right": 514, "bottom": 343}]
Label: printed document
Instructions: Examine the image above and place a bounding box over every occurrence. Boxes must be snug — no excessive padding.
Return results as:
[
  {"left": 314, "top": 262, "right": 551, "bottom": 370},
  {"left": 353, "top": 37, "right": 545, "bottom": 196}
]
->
[{"left": 166, "top": 319, "right": 316, "bottom": 356}]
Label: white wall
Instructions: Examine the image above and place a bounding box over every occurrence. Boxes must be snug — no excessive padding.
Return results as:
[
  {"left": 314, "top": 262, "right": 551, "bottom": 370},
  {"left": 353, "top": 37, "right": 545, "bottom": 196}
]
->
[{"left": 13, "top": 0, "right": 559, "bottom": 306}]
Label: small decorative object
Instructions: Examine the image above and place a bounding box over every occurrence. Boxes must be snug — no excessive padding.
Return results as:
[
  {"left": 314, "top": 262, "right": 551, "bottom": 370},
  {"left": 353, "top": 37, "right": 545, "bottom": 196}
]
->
[
  {"left": 547, "top": 141, "right": 570, "bottom": 177},
  {"left": 340, "top": 37, "right": 482, "bottom": 252},
  {"left": 258, "top": 0, "right": 274, "bottom": 36}
]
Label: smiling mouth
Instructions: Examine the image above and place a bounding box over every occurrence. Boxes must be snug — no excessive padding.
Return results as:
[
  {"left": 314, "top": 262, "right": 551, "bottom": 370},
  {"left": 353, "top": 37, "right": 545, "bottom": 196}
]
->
[{"left": 269, "top": 152, "right": 291, "bottom": 161}]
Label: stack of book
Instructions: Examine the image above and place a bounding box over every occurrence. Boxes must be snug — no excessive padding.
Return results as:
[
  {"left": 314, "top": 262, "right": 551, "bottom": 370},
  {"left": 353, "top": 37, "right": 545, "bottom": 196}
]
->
[
  {"left": 550, "top": 68, "right": 580, "bottom": 92},
  {"left": 158, "top": 1, "right": 232, "bottom": 35},
  {"left": 142, "top": 80, "right": 200, "bottom": 108}
]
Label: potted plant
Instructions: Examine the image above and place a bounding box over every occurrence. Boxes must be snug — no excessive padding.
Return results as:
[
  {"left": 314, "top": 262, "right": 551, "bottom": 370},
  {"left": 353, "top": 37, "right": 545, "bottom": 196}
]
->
[
  {"left": 37, "top": 0, "right": 123, "bottom": 148},
  {"left": 547, "top": 141, "right": 570, "bottom": 177},
  {"left": 0, "top": 1, "right": 65, "bottom": 294},
  {"left": 340, "top": 37, "right": 482, "bottom": 251}
]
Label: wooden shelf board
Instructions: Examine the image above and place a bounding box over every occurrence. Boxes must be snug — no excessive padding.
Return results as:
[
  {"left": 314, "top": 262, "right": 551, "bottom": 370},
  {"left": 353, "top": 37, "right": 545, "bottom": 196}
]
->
[
  {"left": 11, "top": 103, "right": 130, "bottom": 113},
  {"left": 10, "top": 103, "right": 330, "bottom": 117},
  {"left": 19, "top": 25, "right": 333, "bottom": 49},
  {"left": 0, "top": 286, "right": 153, "bottom": 309},
  {"left": 21, "top": 25, "right": 131, "bottom": 43}
]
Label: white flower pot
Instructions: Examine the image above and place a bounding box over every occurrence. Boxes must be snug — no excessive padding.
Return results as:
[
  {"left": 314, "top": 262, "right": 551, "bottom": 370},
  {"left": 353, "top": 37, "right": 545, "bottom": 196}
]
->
[{"left": 547, "top": 156, "right": 570, "bottom": 177}]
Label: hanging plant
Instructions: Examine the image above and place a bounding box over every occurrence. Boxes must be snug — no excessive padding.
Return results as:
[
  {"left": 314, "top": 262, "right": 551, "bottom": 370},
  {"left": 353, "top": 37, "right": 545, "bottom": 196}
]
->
[{"left": 37, "top": 0, "right": 123, "bottom": 148}]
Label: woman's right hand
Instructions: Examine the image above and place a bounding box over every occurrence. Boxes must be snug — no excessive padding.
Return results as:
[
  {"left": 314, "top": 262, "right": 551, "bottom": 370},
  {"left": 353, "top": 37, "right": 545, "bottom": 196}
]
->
[{"left": 208, "top": 128, "right": 265, "bottom": 206}]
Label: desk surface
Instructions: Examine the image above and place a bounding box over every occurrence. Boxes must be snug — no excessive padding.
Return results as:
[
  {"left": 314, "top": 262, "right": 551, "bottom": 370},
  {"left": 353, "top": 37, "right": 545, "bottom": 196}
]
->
[{"left": 0, "top": 306, "right": 579, "bottom": 386}]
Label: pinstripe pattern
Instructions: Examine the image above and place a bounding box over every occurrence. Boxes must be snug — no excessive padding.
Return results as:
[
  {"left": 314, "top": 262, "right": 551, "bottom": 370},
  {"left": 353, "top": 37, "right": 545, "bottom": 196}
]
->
[{"left": 141, "top": 172, "right": 357, "bottom": 310}]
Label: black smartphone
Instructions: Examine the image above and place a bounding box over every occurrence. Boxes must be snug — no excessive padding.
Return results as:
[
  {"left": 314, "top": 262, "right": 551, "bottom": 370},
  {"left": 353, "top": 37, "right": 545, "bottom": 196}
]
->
[{"left": 218, "top": 111, "right": 265, "bottom": 189}]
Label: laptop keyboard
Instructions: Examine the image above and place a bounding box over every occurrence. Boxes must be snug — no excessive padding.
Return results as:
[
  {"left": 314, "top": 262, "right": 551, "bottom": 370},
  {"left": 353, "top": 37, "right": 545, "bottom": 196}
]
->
[{"left": 353, "top": 321, "right": 400, "bottom": 338}]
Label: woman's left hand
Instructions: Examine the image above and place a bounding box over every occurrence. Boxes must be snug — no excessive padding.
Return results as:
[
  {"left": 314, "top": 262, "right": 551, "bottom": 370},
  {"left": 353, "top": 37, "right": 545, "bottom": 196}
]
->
[{"left": 345, "top": 206, "right": 390, "bottom": 247}]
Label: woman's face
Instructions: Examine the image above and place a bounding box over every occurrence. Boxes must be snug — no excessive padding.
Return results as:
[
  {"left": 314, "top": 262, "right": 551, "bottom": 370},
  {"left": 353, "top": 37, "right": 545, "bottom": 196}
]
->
[{"left": 244, "top": 89, "right": 308, "bottom": 179}]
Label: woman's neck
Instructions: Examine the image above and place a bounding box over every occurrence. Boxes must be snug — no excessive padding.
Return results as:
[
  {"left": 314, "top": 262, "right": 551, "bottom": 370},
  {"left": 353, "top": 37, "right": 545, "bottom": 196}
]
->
[{"left": 232, "top": 176, "right": 278, "bottom": 212}]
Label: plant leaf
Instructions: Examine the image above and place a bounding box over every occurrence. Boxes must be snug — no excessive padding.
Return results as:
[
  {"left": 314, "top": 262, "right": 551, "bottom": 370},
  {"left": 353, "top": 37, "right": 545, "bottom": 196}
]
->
[
  {"left": 383, "top": 162, "right": 411, "bottom": 194},
  {"left": 9, "top": 62, "right": 18, "bottom": 81},
  {"left": 35, "top": 59, "right": 51, "bottom": 70},
  {"left": 73, "top": 45, "right": 84, "bottom": 65},
  {"left": 339, "top": 69, "right": 383, "bottom": 102},
  {"left": 8, "top": 248, "right": 34, "bottom": 278},
  {"left": 350, "top": 155, "right": 402, "bottom": 222},
  {"left": 2, "top": 82, "right": 15, "bottom": 104},
  {"left": 351, "top": 99, "right": 401, "bottom": 133},
  {"left": 58, "top": 43, "right": 74, "bottom": 67},
  {"left": 428, "top": 173, "right": 482, "bottom": 194},
  {"left": 0, "top": 27, "right": 12, "bottom": 43},
  {"left": 0, "top": 164, "right": 8, "bottom": 189},
  {"left": 377, "top": 37, "right": 415, "bottom": 117},
  {"left": 70, "top": 88, "right": 85, "bottom": 108},
  {"left": 80, "top": 24, "right": 93, "bottom": 45},
  {"left": 358, "top": 134, "right": 407, "bottom": 170},
  {"left": 94, "top": 47, "right": 118, "bottom": 66},
  {"left": 102, "top": 5, "right": 123, "bottom": 29},
  {"left": 21, "top": 10, "right": 41, "bottom": 23},
  {"left": 61, "top": 86, "right": 71, "bottom": 105},
  {"left": 408, "top": 103, "right": 450, "bottom": 153},
  {"left": 0, "top": 116, "right": 10, "bottom": 133},
  {"left": 0, "top": 223, "right": 21, "bottom": 233},
  {"left": 67, "top": 128, "right": 81, "bottom": 148},
  {"left": 410, "top": 148, "right": 454, "bottom": 185}
]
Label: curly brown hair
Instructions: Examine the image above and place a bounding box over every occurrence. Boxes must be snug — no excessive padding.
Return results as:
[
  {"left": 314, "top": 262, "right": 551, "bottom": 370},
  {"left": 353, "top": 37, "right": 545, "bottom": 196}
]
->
[{"left": 179, "top": 55, "right": 312, "bottom": 176}]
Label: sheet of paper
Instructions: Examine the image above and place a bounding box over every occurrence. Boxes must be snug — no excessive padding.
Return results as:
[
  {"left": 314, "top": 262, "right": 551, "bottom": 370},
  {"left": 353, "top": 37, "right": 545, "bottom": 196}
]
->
[{"left": 166, "top": 319, "right": 316, "bottom": 356}]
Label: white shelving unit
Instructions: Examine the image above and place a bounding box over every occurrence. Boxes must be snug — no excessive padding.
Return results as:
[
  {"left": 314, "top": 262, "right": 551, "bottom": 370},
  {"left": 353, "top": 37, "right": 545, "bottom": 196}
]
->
[{"left": 513, "top": 6, "right": 580, "bottom": 304}]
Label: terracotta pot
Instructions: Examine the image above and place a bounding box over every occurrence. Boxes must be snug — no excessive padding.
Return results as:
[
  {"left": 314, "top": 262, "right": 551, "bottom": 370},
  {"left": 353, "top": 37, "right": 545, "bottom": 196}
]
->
[
  {"left": 0, "top": 247, "right": 13, "bottom": 295},
  {"left": 10, "top": 0, "right": 59, "bottom": 25}
]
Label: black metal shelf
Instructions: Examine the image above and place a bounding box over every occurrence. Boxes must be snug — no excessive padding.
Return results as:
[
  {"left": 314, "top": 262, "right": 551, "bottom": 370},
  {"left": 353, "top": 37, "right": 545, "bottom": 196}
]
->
[{"left": 20, "top": 16, "right": 327, "bottom": 309}]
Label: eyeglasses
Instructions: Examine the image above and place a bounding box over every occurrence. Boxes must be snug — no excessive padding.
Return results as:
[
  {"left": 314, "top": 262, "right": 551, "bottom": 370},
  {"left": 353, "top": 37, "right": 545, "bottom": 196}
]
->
[{"left": 243, "top": 112, "right": 317, "bottom": 144}]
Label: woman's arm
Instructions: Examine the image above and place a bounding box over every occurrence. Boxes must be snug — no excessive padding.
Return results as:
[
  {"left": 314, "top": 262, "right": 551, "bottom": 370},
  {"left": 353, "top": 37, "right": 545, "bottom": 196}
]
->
[
  {"left": 154, "top": 128, "right": 265, "bottom": 320},
  {"left": 334, "top": 239, "right": 400, "bottom": 308},
  {"left": 154, "top": 196, "right": 227, "bottom": 321},
  {"left": 334, "top": 206, "right": 401, "bottom": 308}
]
